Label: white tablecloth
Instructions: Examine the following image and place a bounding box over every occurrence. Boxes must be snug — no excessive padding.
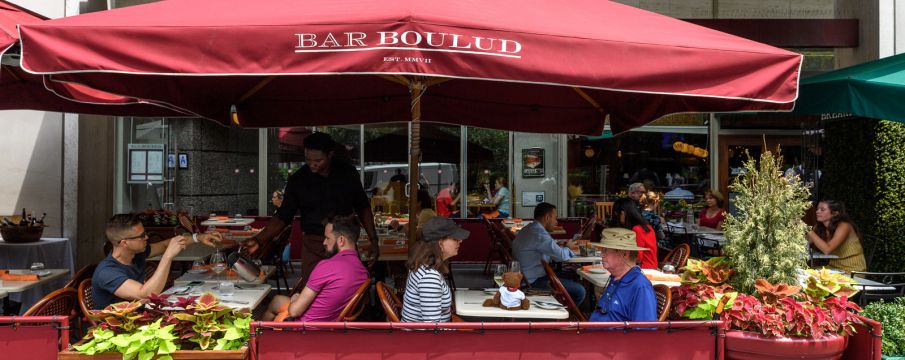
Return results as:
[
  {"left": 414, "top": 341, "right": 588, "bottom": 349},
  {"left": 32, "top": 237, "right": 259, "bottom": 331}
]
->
[{"left": 0, "top": 237, "right": 73, "bottom": 313}]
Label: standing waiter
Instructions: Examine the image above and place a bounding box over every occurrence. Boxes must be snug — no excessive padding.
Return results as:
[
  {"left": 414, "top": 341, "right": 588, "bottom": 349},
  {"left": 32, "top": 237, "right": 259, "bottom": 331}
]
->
[{"left": 243, "top": 132, "right": 380, "bottom": 287}]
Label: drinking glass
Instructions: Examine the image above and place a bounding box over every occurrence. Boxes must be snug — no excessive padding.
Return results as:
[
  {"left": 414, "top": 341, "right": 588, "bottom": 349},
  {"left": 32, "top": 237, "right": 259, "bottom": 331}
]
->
[
  {"left": 30, "top": 262, "right": 45, "bottom": 272},
  {"left": 210, "top": 251, "right": 227, "bottom": 280},
  {"left": 218, "top": 281, "right": 235, "bottom": 297},
  {"left": 509, "top": 261, "right": 521, "bottom": 274},
  {"left": 493, "top": 264, "right": 507, "bottom": 287},
  {"left": 662, "top": 264, "right": 677, "bottom": 274},
  {"left": 192, "top": 258, "right": 206, "bottom": 271}
]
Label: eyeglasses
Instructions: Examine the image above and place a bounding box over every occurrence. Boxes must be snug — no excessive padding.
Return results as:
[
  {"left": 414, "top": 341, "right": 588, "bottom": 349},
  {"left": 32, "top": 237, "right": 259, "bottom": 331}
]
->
[{"left": 121, "top": 232, "right": 148, "bottom": 241}]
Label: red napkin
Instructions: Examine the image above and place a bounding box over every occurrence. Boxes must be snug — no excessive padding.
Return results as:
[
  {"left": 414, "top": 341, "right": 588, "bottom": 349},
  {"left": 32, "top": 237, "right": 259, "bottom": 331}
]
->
[{"left": 0, "top": 270, "right": 38, "bottom": 281}]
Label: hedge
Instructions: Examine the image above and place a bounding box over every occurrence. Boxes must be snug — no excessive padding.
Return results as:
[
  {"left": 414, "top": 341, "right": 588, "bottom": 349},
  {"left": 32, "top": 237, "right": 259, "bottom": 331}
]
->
[{"left": 820, "top": 118, "right": 905, "bottom": 273}]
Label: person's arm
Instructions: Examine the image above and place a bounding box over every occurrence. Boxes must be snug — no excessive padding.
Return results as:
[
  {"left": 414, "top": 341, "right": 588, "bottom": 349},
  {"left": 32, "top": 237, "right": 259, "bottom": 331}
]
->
[
  {"left": 149, "top": 235, "right": 186, "bottom": 258},
  {"left": 356, "top": 205, "right": 380, "bottom": 266},
  {"left": 241, "top": 217, "right": 288, "bottom": 253},
  {"left": 286, "top": 286, "right": 319, "bottom": 318},
  {"left": 115, "top": 236, "right": 185, "bottom": 300},
  {"left": 537, "top": 228, "right": 574, "bottom": 261},
  {"left": 415, "top": 271, "right": 448, "bottom": 322},
  {"left": 809, "top": 222, "right": 854, "bottom": 255}
]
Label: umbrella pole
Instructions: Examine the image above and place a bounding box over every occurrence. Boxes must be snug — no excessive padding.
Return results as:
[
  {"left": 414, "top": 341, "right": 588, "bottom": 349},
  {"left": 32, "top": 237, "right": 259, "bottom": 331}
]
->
[{"left": 408, "top": 77, "right": 425, "bottom": 247}]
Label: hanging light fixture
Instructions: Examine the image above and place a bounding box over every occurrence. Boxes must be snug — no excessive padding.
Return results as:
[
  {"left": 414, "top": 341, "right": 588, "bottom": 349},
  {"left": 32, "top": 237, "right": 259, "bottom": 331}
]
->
[{"left": 584, "top": 146, "right": 595, "bottom": 158}]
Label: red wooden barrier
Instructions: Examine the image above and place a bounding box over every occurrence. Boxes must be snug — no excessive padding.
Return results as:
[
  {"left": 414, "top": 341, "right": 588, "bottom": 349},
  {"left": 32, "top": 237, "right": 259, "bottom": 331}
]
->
[
  {"left": 0, "top": 316, "right": 68, "bottom": 360},
  {"left": 250, "top": 321, "right": 722, "bottom": 360}
]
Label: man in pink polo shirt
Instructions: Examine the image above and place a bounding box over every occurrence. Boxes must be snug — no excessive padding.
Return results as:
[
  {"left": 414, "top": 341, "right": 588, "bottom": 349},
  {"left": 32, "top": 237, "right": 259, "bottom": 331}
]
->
[{"left": 261, "top": 215, "right": 369, "bottom": 322}]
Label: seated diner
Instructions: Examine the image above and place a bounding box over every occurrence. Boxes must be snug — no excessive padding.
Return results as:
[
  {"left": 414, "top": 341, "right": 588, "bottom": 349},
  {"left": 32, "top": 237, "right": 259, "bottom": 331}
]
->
[
  {"left": 401, "top": 217, "right": 468, "bottom": 322},
  {"left": 92, "top": 214, "right": 220, "bottom": 309},
  {"left": 589, "top": 228, "right": 657, "bottom": 322},
  {"left": 806, "top": 200, "right": 867, "bottom": 273},
  {"left": 262, "top": 215, "right": 369, "bottom": 321}
]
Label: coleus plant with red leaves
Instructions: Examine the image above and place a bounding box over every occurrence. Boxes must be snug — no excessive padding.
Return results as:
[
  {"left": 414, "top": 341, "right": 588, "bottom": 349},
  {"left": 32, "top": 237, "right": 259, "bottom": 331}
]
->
[
  {"left": 81, "top": 291, "right": 252, "bottom": 356},
  {"left": 673, "top": 260, "right": 863, "bottom": 338}
]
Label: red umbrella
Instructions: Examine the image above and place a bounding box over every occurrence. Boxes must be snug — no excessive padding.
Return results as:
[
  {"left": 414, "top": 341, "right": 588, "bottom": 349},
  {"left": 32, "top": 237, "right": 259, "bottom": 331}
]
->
[
  {"left": 16, "top": 0, "right": 802, "bottom": 238},
  {"left": 17, "top": 0, "right": 801, "bottom": 135},
  {"left": 0, "top": 0, "right": 184, "bottom": 116}
]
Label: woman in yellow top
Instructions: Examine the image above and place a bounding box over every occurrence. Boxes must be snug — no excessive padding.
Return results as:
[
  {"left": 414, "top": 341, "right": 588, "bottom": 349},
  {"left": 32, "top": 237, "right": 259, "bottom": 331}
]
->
[{"left": 807, "top": 200, "right": 867, "bottom": 273}]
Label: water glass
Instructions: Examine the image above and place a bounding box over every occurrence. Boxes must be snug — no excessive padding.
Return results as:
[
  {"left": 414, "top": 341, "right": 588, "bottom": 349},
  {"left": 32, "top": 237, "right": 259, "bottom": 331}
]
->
[
  {"left": 509, "top": 261, "right": 521, "bottom": 274},
  {"left": 30, "top": 262, "right": 45, "bottom": 272},
  {"left": 218, "top": 281, "right": 235, "bottom": 297},
  {"left": 662, "top": 264, "right": 677, "bottom": 274},
  {"left": 493, "top": 264, "right": 507, "bottom": 287}
]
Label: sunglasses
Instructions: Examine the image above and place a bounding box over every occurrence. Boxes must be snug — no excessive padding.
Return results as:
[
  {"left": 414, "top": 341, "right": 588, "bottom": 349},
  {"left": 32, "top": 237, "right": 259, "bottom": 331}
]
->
[{"left": 122, "top": 232, "right": 148, "bottom": 241}]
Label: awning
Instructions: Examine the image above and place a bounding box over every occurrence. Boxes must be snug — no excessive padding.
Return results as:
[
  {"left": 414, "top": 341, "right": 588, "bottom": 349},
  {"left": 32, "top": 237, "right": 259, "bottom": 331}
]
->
[{"left": 794, "top": 52, "right": 905, "bottom": 123}]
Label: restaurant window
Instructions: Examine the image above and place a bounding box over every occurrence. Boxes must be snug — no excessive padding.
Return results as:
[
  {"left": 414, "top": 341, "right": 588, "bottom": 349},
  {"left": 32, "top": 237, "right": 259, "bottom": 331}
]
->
[
  {"left": 114, "top": 117, "right": 260, "bottom": 217},
  {"left": 566, "top": 129, "right": 710, "bottom": 217},
  {"left": 465, "top": 127, "right": 509, "bottom": 218}
]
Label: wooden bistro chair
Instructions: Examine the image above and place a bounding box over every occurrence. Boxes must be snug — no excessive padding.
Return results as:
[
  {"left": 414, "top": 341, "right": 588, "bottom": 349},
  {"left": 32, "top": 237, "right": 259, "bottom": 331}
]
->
[
  {"left": 64, "top": 264, "right": 97, "bottom": 289},
  {"left": 541, "top": 261, "right": 586, "bottom": 321},
  {"left": 336, "top": 280, "right": 371, "bottom": 322},
  {"left": 660, "top": 244, "right": 691, "bottom": 271},
  {"left": 77, "top": 279, "right": 100, "bottom": 328},
  {"left": 482, "top": 218, "right": 512, "bottom": 275},
  {"left": 653, "top": 284, "right": 673, "bottom": 321},
  {"left": 376, "top": 281, "right": 403, "bottom": 322},
  {"left": 594, "top": 202, "right": 614, "bottom": 224},
  {"left": 24, "top": 287, "right": 79, "bottom": 325}
]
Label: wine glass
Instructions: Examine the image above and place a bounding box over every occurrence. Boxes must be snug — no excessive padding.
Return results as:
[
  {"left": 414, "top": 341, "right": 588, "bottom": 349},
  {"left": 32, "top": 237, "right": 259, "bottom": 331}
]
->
[
  {"left": 509, "top": 260, "right": 521, "bottom": 274},
  {"left": 493, "top": 264, "right": 507, "bottom": 287},
  {"left": 210, "top": 251, "right": 227, "bottom": 280},
  {"left": 30, "top": 262, "right": 45, "bottom": 274},
  {"left": 662, "top": 264, "right": 677, "bottom": 274}
]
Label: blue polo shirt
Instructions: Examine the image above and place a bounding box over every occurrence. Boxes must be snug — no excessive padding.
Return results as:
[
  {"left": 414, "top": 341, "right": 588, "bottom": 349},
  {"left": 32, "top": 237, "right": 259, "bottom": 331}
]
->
[
  {"left": 589, "top": 266, "right": 657, "bottom": 322},
  {"left": 91, "top": 245, "right": 150, "bottom": 309}
]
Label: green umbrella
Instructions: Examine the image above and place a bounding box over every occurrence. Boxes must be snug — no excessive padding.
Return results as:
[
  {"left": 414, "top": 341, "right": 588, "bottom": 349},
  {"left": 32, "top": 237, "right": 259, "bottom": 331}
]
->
[{"left": 795, "top": 53, "right": 905, "bottom": 122}]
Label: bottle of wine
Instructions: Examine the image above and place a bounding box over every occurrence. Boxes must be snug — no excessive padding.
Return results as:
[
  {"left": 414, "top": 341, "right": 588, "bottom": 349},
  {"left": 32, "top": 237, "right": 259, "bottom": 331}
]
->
[
  {"left": 38, "top": 213, "right": 47, "bottom": 226},
  {"left": 20, "top": 208, "right": 28, "bottom": 226}
]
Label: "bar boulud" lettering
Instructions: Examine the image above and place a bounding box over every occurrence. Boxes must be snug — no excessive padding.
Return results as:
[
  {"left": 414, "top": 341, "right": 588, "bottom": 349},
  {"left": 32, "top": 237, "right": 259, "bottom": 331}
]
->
[{"left": 294, "top": 30, "right": 523, "bottom": 58}]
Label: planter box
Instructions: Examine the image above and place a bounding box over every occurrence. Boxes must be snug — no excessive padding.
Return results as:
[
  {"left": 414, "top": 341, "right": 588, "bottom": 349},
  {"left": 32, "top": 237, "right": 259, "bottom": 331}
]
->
[
  {"left": 725, "top": 330, "right": 848, "bottom": 360},
  {"left": 58, "top": 347, "right": 247, "bottom": 360},
  {"left": 882, "top": 356, "right": 905, "bottom": 360}
]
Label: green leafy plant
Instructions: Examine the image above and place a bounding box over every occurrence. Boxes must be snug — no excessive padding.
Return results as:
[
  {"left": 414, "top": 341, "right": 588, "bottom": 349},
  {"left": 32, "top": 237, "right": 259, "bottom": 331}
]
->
[
  {"left": 861, "top": 297, "right": 905, "bottom": 356},
  {"left": 723, "top": 146, "right": 811, "bottom": 294},
  {"left": 802, "top": 268, "right": 859, "bottom": 300},
  {"left": 680, "top": 257, "right": 736, "bottom": 286},
  {"left": 76, "top": 293, "right": 251, "bottom": 359}
]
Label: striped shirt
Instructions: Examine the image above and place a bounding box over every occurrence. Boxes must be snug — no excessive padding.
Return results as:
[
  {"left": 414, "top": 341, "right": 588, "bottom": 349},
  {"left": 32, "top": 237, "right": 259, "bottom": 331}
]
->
[{"left": 401, "top": 266, "right": 451, "bottom": 322}]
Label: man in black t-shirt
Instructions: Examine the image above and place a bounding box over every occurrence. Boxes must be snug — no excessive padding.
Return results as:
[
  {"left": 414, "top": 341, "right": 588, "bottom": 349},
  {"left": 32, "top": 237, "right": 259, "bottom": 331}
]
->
[
  {"left": 244, "top": 132, "right": 380, "bottom": 287},
  {"left": 92, "top": 214, "right": 220, "bottom": 309}
]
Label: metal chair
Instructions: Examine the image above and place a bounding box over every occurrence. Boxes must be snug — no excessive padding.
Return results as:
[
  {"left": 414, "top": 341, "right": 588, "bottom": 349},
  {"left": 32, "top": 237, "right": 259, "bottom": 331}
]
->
[
  {"left": 541, "top": 261, "right": 586, "bottom": 321},
  {"left": 376, "top": 281, "right": 402, "bottom": 322},
  {"left": 653, "top": 284, "right": 672, "bottom": 321},
  {"left": 64, "top": 264, "right": 97, "bottom": 289},
  {"left": 849, "top": 271, "right": 905, "bottom": 307},
  {"left": 862, "top": 234, "right": 882, "bottom": 270},
  {"left": 660, "top": 243, "right": 691, "bottom": 271},
  {"left": 482, "top": 218, "right": 512, "bottom": 275},
  {"left": 691, "top": 234, "right": 722, "bottom": 259},
  {"left": 336, "top": 280, "right": 371, "bottom": 322}
]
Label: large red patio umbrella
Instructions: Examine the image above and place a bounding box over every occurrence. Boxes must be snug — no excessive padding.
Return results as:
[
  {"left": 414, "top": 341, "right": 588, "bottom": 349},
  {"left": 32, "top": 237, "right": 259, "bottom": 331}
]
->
[
  {"left": 16, "top": 0, "right": 802, "bottom": 238},
  {"left": 0, "top": 1, "right": 184, "bottom": 116}
]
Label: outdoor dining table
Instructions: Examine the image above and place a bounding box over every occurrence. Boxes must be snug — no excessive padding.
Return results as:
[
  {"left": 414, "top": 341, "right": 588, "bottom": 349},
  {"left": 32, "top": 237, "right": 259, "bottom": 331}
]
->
[
  {"left": 0, "top": 268, "right": 69, "bottom": 314},
  {"left": 851, "top": 276, "right": 898, "bottom": 292},
  {"left": 173, "top": 265, "right": 277, "bottom": 285},
  {"left": 455, "top": 289, "right": 569, "bottom": 320},
  {"left": 0, "top": 237, "right": 74, "bottom": 311},
  {"left": 201, "top": 217, "right": 255, "bottom": 227},
  {"left": 577, "top": 268, "right": 683, "bottom": 289},
  {"left": 565, "top": 256, "right": 600, "bottom": 264},
  {"left": 163, "top": 282, "right": 272, "bottom": 316},
  {"left": 148, "top": 242, "right": 239, "bottom": 262}
]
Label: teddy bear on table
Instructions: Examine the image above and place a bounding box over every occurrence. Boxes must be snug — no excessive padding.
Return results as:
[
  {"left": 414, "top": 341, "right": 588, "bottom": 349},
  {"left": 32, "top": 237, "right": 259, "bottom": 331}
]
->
[{"left": 482, "top": 271, "right": 529, "bottom": 310}]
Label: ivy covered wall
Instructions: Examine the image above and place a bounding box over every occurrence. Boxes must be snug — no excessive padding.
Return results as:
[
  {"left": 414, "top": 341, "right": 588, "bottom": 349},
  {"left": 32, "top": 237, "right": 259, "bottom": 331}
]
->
[{"left": 821, "top": 118, "right": 905, "bottom": 272}]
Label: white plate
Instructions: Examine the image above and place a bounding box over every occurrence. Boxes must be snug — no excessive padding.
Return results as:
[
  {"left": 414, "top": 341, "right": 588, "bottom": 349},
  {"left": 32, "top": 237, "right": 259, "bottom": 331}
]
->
[
  {"left": 588, "top": 268, "right": 607, "bottom": 274},
  {"left": 186, "top": 268, "right": 209, "bottom": 274},
  {"left": 34, "top": 270, "right": 52, "bottom": 277}
]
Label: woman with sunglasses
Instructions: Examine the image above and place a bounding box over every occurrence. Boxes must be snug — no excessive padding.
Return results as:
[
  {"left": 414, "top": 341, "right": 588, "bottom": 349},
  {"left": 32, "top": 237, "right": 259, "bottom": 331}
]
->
[{"left": 589, "top": 228, "right": 657, "bottom": 322}]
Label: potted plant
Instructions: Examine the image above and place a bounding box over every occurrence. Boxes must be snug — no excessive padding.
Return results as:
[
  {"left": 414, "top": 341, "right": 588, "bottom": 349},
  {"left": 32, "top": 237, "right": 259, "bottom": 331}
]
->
[
  {"left": 861, "top": 297, "right": 905, "bottom": 359},
  {"left": 672, "top": 147, "right": 864, "bottom": 359},
  {"left": 61, "top": 293, "right": 250, "bottom": 360}
]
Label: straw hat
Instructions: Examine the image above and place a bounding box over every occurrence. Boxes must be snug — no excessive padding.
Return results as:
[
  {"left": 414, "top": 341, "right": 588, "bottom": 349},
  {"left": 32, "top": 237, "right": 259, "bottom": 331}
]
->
[{"left": 591, "top": 228, "right": 649, "bottom": 251}]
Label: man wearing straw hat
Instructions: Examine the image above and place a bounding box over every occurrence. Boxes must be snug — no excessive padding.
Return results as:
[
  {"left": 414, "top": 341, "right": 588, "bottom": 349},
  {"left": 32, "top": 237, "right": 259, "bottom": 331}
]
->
[{"left": 589, "top": 228, "right": 657, "bottom": 322}]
